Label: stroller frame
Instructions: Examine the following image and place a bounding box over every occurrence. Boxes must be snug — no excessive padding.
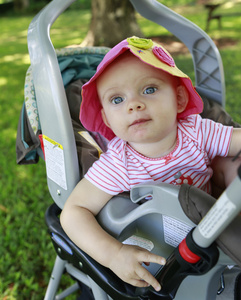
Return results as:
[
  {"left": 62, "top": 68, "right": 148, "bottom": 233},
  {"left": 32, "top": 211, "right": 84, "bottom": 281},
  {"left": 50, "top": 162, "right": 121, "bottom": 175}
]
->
[{"left": 26, "top": 0, "right": 240, "bottom": 299}]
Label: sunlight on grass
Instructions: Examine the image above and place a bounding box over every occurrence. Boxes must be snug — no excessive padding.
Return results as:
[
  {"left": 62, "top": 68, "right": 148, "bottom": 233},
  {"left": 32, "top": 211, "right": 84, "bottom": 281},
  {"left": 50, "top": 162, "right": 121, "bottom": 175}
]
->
[
  {"left": 225, "top": 19, "right": 241, "bottom": 30},
  {"left": 1, "top": 128, "right": 17, "bottom": 142},
  {"left": 234, "top": 72, "right": 241, "bottom": 81},
  {"left": 0, "top": 53, "right": 30, "bottom": 65},
  {"left": 1, "top": 29, "right": 28, "bottom": 43},
  {"left": 0, "top": 77, "right": 7, "bottom": 86},
  {"left": 16, "top": 167, "right": 32, "bottom": 180},
  {"left": 50, "top": 9, "right": 90, "bottom": 48},
  {"left": 224, "top": 2, "right": 235, "bottom": 8},
  {"left": 137, "top": 14, "right": 170, "bottom": 37}
]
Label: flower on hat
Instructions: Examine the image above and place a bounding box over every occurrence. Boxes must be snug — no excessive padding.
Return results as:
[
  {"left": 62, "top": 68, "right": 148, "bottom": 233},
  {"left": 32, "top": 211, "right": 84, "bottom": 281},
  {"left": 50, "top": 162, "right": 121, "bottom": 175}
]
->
[
  {"left": 127, "top": 37, "right": 153, "bottom": 49},
  {"left": 152, "top": 46, "right": 175, "bottom": 67}
]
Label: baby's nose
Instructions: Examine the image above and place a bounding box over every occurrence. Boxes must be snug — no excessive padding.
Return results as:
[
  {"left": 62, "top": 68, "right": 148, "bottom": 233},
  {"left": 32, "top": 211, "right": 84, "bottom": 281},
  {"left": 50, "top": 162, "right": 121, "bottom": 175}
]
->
[{"left": 128, "top": 101, "right": 145, "bottom": 112}]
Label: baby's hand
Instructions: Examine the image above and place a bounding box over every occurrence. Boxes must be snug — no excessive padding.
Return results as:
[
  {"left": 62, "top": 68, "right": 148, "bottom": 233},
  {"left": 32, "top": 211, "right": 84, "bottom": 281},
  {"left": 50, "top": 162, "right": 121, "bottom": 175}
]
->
[{"left": 108, "top": 244, "right": 166, "bottom": 291}]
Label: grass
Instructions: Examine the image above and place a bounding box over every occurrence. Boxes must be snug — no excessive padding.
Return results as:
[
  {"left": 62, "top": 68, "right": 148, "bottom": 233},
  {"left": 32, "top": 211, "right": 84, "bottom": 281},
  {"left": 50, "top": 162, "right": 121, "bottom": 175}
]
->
[
  {"left": 0, "top": 2, "right": 241, "bottom": 299},
  {"left": 0, "top": 10, "right": 90, "bottom": 300}
]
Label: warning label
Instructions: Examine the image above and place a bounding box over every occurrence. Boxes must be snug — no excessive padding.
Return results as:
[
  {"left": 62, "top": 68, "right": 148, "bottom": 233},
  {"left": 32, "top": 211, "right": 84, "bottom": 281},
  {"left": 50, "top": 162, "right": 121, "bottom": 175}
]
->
[
  {"left": 163, "top": 215, "right": 193, "bottom": 247},
  {"left": 198, "top": 194, "right": 236, "bottom": 239},
  {"left": 123, "top": 235, "right": 154, "bottom": 252},
  {"left": 43, "top": 135, "right": 67, "bottom": 190}
]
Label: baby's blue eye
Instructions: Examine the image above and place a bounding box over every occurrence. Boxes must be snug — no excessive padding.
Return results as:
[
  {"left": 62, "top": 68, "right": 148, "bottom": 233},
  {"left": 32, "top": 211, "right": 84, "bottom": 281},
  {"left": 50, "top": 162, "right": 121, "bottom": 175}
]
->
[
  {"left": 144, "top": 87, "right": 157, "bottom": 95},
  {"left": 111, "top": 96, "right": 124, "bottom": 104}
]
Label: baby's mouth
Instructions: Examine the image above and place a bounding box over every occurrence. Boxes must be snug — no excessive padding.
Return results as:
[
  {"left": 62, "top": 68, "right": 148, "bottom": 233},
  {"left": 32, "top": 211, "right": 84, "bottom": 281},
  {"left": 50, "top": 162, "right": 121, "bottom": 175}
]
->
[{"left": 130, "top": 118, "right": 151, "bottom": 127}]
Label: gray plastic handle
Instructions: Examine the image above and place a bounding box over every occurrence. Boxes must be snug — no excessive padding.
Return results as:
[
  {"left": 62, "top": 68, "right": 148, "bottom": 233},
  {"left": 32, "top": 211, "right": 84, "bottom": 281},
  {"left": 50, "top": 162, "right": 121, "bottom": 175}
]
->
[
  {"left": 193, "top": 174, "right": 241, "bottom": 247},
  {"left": 27, "top": 0, "right": 79, "bottom": 209}
]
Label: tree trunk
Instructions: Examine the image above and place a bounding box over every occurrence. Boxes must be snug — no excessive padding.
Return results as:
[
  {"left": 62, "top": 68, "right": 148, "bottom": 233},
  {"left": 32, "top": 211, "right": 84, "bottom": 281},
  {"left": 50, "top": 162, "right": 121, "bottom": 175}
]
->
[
  {"left": 81, "top": 0, "right": 143, "bottom": 47},
  {"left": 14, "top": 0, "right": 29, "bottom": 12}
]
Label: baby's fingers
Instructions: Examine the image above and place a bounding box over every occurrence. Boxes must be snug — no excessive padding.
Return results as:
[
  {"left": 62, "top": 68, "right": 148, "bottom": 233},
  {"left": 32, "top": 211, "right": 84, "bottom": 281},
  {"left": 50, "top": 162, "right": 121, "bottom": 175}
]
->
[
  {"left": 135, "top": 264, "right": 161, "bottom": 291},
  {"left": 137, "top": 252, "right": 166, "bottom": 291},
  {"left": 149, "top": 253, "right": 166, "bottom": 266}
]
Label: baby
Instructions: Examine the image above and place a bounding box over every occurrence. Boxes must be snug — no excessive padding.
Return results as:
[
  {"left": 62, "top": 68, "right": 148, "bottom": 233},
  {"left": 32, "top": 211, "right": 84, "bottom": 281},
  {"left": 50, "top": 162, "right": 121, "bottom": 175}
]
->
[{"left": 61, "top": 37, "right": 241, "bottom": 292}]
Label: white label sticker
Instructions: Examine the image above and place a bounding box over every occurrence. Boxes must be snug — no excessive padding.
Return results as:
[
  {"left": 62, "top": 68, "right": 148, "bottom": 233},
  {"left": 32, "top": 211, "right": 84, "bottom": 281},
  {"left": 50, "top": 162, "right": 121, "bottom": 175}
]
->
[
  {"left": 123, "top": 235, "right": 154, "bottom": 252},
  {"left": 43, "top": 135, "right": 67, "bottom": 190},
  {"left": 198, "top": 193, "right": 236, "bottom": 239},
  {"left": 163, "top": 215, "right": 193, "bottom": 247}
]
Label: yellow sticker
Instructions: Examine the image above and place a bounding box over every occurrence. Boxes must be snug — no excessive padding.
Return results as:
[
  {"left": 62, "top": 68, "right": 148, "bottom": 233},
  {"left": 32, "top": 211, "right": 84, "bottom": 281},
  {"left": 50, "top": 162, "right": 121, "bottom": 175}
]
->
[{"left": 43, "top": 135, "right": 63, "bottom": 149}]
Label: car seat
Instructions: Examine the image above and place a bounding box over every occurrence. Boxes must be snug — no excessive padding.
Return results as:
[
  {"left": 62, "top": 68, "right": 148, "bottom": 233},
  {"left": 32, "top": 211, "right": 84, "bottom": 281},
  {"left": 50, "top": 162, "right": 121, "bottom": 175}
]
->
[{"left": 17, "top": 0, "right": 241, "bottom": 299}]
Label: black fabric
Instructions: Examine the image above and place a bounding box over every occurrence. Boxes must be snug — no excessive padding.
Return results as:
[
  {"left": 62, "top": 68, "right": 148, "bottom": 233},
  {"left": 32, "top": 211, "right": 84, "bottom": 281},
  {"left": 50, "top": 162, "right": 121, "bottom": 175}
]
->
[
  {"left": 201, "top": 97, "right": 241, "bottom": 128},
  {"left": 76, "top": 282, "right": 94, "bottom": 300},
  {"left": 16, "top": 104, "right": 41, "bottom": 164},
  {"left": 66, "top": 79, "right": 107, "bottom": 178},
  {"left": 215, "top": 267, "right": 241, "bottom": 300},
  {"left": 72, "top": 119, "right": 100, "bottom": 178},
  {"left": 234, "top": 272, "right": 241, "bottom": 300},
  {"left": 65, "top": 78, "right": 87, "bottom": 124}
]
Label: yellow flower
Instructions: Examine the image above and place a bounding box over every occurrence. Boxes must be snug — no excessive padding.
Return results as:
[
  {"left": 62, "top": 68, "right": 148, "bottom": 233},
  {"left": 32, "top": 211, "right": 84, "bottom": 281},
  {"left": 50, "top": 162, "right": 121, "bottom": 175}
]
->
[{"left": 127, "top": 37, "right": 153, "bottom": 50}]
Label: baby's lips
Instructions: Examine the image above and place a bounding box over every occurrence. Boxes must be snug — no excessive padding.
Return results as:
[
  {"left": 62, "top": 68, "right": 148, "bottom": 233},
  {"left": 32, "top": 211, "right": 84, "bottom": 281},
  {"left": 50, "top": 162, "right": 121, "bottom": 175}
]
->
[{"left": 130, "top": 118, "right": 151, "bottom": 126}]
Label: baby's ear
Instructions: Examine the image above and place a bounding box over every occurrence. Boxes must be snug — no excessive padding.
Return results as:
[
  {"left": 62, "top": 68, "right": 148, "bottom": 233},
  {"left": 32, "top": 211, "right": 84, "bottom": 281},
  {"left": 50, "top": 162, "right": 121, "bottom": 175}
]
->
[
  {"left": 176, "top": 85, "right": 189, "bottom": 113},
  {"left": 101, "top": 108, "right": 111, "bottom": 128}
]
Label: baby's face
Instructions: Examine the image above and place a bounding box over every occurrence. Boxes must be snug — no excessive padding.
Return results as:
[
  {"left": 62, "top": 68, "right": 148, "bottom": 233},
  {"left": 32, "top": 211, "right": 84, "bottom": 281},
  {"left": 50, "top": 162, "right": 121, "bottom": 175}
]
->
[{"left": 96, "top": 53, "right": 186, "bottom": 153}]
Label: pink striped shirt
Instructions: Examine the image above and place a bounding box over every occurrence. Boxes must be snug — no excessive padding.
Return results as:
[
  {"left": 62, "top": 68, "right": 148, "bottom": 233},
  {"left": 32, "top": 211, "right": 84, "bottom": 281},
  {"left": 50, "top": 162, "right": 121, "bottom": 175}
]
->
[{"left": 85, "top": 115, "right": 233, "bottom": 195}]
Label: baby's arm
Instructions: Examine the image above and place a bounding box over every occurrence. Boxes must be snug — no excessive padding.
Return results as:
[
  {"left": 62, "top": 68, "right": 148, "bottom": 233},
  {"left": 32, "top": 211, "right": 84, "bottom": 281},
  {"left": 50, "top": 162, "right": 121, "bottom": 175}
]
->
[
  {"left": 60, "top": 178, "right": 166, "bottom": 291},
  {"left": 211, "top": 128, "right": 241, "bottom": 192},
  {"left": 228, "top": 128, "right": 241, "bottom": 156}
]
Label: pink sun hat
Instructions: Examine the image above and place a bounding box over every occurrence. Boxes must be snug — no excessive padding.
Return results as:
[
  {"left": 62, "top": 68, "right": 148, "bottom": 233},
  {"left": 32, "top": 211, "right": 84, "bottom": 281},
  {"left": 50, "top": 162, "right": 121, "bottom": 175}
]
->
[{"left": 80, "top": 36, "right": 203, "bottom": 140}]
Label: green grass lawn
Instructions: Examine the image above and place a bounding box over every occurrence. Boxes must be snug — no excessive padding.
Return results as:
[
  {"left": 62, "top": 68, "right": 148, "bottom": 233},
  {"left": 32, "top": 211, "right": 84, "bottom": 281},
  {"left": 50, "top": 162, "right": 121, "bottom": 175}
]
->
[{"left": 0, "top": 2, "right": 241, "bottom": 299}]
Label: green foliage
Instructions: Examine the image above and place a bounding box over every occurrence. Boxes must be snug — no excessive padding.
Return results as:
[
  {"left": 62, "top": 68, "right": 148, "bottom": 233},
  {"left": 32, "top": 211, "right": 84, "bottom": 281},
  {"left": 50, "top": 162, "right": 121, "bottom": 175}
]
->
[
  {"left": 69, "top": 0, "right": 91, "bottom": 10},
  {"left": 26, "top": 0, "right": 91, "bottom": 14},
  {"left": 158, "top": 0, "right": 196, "bottom": 6},
  {"left": 0, "top": 0, "right": 12, "bottom": 4},
  {"left": 0, "top": 0, "right": 91, "bottom": 14},
  {"left": 0, "top": 3, "right": 241, "bottom": 299},
  {"left": 221, "top": 46, "right": 241, "bottom": 123}
]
